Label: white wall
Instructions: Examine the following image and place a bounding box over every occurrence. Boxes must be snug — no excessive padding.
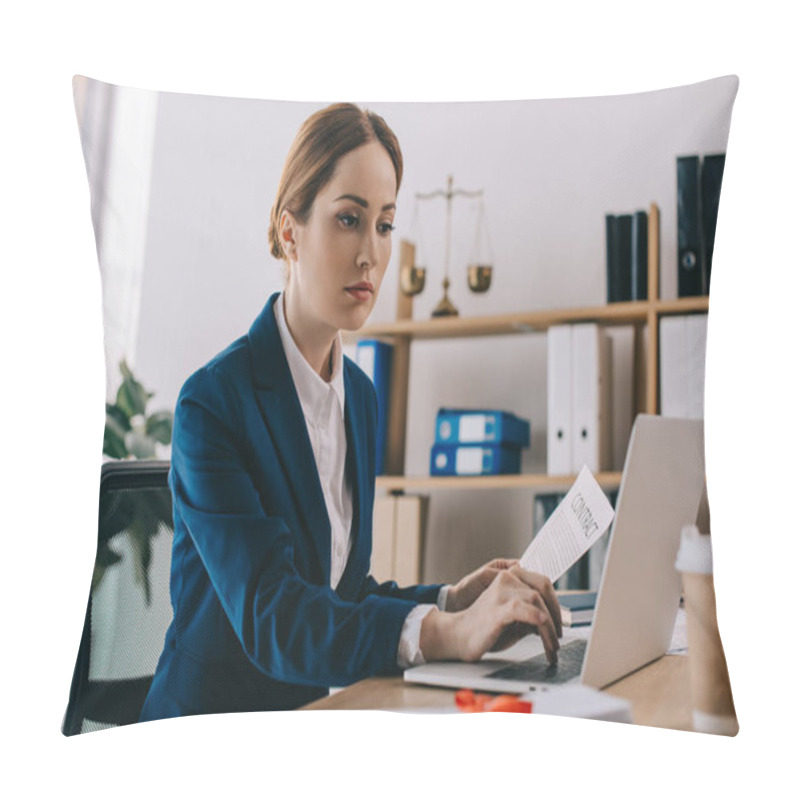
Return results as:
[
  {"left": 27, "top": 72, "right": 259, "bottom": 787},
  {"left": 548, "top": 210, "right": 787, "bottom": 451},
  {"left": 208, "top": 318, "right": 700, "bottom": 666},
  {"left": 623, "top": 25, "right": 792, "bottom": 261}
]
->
[{"left": 132, "top": 77, "right": 737, "bottom": 583}]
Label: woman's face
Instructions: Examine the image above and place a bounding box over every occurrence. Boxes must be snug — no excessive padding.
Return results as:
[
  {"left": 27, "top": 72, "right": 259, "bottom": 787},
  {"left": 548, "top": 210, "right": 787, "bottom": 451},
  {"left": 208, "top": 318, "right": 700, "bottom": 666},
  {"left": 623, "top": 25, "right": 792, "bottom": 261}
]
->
[{"left": 282, "top": 140, "right": 397, "bottom": 332}]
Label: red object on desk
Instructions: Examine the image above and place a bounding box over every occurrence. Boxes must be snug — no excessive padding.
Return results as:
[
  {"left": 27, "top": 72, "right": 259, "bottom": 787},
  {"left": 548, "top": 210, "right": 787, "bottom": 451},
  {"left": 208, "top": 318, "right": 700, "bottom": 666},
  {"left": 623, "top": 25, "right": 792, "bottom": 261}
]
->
[{"left": 454, "top": 689, "right": 533, "bottom": 714}]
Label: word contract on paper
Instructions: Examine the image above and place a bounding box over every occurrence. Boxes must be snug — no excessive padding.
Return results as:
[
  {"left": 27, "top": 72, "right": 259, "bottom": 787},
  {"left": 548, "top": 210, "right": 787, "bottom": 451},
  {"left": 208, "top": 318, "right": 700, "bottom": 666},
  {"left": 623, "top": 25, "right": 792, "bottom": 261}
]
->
[{"left": 520, "top": 466, "right": 615, "bottom": 582}]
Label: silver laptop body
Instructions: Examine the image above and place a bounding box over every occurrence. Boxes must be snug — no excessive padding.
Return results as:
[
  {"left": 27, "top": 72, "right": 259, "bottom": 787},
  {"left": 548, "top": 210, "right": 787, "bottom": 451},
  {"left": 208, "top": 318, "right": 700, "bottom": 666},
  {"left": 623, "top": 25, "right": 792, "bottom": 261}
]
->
[{"left": 404, "top": 415, "right": 705, "bottom": 693}]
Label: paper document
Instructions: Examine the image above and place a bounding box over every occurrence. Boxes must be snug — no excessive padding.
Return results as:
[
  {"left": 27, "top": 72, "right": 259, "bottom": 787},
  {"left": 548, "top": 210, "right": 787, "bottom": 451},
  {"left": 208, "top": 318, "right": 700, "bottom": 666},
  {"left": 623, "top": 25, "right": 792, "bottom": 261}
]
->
[{"left": 520, "top": 466, "right": 614, "bottom": 581}]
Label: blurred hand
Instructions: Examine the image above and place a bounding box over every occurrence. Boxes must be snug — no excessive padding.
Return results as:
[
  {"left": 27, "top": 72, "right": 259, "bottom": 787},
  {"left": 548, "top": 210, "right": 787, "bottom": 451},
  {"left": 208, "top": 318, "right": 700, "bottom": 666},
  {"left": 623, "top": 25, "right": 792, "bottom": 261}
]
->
[
  {"left": 421, "top": 566, "right": 562, "bottom": 665},
  {"left": 446, "top": 558, "right": 519, "bottom": 612}
]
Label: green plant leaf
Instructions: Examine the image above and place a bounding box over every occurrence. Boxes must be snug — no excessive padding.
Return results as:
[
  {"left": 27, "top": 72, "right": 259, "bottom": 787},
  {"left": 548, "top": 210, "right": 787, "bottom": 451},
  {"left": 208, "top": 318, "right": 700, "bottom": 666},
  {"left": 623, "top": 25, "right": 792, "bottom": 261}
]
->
[
  {"left": 146, "top": 411, "right": 173, "bottom": 445},
  {"left": 116, "top": 359, "right": 152, "bottom": 418},
  {"left": 106, "top": 402, "right": 132, "bottom": 430},
  {"left": 103, "top": 418, "right": 128, "bottom": 459}
]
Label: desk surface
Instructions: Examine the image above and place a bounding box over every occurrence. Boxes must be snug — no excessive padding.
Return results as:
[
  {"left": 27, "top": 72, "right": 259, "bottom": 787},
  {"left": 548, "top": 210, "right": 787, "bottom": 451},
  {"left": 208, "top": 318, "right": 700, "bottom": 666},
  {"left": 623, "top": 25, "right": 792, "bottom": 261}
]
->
[{"left": 303, "top": 655, "right": 692, "bottom": 731}]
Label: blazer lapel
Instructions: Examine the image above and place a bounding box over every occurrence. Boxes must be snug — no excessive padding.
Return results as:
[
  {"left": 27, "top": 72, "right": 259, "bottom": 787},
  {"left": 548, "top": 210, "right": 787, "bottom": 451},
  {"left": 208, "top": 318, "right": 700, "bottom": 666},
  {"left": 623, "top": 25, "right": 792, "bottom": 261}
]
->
[{"left": 247, "top": 293, "right": 331, "bottom": 583}]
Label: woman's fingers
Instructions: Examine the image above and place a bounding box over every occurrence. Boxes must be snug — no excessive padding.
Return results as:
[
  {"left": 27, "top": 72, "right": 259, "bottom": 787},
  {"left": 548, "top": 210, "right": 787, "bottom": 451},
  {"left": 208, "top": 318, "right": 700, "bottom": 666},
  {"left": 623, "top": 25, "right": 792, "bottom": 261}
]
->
[
  {"left": 508, "top": 596, "right": 558, "bottom": 663},
  {"left": 508, "top": 567, "right": 563, "bottom": 638},
  {"left": 529, "top": 594, "right": 559, "bottom": 663},
  {"left": 458, "top": 568, "right": 563, "bottom": 663},
  {"left": 494, "top": 579, "right": 559, "bottom": 664},
  {"left": 486, "top": 558, "right": 519, "bottom": 571}
]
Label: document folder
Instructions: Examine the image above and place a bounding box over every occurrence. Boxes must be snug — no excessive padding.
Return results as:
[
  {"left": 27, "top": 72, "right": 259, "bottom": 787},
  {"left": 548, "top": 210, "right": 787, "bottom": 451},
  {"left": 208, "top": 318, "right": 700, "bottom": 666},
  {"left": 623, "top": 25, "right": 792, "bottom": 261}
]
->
[
  {"left": 701, "top": 153, "right": 726, "bottom": 292},
  {"left": 430, "top": 442, "right": 522, "bottom": 476},
  {"left": 434, "top": 408, "right": 530, "bottom": 448},
  {"left": 677, "top": 155, "right": 703, "bottom": 297},
  {"left": 547, "top": 325, "right": 572, "bottom": 475},
  {"left": 571, "top": 324, "right": 611, "bottom": 473},
  {"left": 659, "top": 313, "right": 707, "bottom": 420}
]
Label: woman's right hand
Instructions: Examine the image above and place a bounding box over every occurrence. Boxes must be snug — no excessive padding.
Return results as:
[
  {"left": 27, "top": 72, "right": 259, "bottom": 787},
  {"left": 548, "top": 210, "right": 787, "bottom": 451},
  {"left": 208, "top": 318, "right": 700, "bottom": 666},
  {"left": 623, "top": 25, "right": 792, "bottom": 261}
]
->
[{"left": 419, "top": 567, "right": 562, "bottom": 665}]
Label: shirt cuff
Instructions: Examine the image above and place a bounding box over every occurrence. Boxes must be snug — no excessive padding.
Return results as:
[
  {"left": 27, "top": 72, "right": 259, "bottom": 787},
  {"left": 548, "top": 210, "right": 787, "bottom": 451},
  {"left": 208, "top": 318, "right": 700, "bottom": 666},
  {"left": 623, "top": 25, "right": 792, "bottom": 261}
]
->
[
  {"left": 396, "top": 604, "right": 437, "bottom": 668},
  {"left": 437, "top": 585, "right": 451, "bottom": 611}
]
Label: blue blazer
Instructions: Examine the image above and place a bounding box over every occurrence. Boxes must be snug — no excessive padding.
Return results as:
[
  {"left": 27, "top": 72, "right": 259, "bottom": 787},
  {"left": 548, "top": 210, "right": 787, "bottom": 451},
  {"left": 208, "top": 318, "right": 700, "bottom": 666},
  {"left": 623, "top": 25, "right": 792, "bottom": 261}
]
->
[{"left": 140, "top": 293, "right": 442, "bottom": 721}]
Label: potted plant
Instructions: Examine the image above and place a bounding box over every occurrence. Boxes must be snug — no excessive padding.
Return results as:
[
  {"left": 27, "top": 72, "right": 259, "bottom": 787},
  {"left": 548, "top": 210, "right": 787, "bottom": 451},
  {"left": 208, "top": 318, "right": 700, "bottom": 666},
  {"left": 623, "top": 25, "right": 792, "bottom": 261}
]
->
[{"left": 92, "top": 361, "right": 174, "bottom": 605}]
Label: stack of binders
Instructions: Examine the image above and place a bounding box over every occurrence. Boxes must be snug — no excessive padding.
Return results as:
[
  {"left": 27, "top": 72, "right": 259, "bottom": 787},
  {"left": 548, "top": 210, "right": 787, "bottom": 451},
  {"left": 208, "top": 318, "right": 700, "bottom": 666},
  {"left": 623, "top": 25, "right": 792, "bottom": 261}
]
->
[
  {"left": 659, "top": 313, "right": 708, "bottom": 420},
  {"left": 429, "top": 408, "right": 530, "bottom": 476},
  {"left": 605, "top": 210, "right": 649, "bottom": 302},
  {"left": 677, "top": 154, "right": 726, "bottom": 297},
  {"left": 547, "top": 323, "right": 635, "bottom": 475}
]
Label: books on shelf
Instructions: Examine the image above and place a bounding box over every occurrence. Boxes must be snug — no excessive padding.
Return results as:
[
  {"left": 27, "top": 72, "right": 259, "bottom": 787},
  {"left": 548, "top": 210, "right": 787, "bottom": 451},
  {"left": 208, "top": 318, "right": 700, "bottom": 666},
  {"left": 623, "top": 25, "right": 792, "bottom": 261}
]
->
[
  {"left": 547, "top": 326, "right": 573, "bottom": 475},
  {"left": 430, "top": 408, "right": 530, "bottom": 476},
  {"left": 572, "top": 324, "right": 612, "bottom": 474},
  {"left": 430, "top": 442, "right": 522, "bottom": 476},
  {"left": 547, "top": 323, "right": 630, "bottom": 475},
  {"left": 631, "top": 210, "right": 648, "bottom": 301},
  {"left": 701, "top": 154, "right": 726, "bottom": 292},
  {"left": 547, "top": 324, "right": 634, "bottom": 475},
  {"left": 435, "top": 408, "right": 530, "bottom": 448},
  {"left": 605, "top": 210, "right": 648, "bottom": 303},
  {"left": 559, "top": 591, "right": 597, "bottom": 627},
  {"left": 677, "top": 153, "right": 726, "bottom": 297},
  {"left": 356, "top": 339, "right": 393, "bottom": 475},
  {"left": 659, "top": 313, "right": 708, "bottom": 419},
  {"left": 371, "top": 494, "right": 429, "bottom": 585}
]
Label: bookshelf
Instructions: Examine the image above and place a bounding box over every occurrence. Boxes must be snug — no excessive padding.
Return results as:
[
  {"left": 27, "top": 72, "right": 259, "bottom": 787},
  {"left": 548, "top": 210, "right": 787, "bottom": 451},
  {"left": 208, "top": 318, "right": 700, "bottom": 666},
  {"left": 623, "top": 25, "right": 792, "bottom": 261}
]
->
[{"left": 345, "top": 203, "right": 709, "bottom": 492}]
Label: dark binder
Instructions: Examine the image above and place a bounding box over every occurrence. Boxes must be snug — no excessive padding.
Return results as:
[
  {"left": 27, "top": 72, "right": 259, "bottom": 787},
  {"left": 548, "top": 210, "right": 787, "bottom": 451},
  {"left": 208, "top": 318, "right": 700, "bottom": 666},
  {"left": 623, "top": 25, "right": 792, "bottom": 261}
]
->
[
  {"left": 605, "top": 214, "right": 620, "bottom": 303},
  {"left": 616, "top": 214, "right": 633, "bottom": 302},
  {"left": 677, "top": 155, "right": 703, "bottom": 297},
  {"left": 606, "top": 214, "right": 633, "bottom": 303},
  {"left": 631, "top": 210, "right": 648, "bottom": 300},
  {"left": 701, "top": 153, "right": 726, "bottom": 294}
]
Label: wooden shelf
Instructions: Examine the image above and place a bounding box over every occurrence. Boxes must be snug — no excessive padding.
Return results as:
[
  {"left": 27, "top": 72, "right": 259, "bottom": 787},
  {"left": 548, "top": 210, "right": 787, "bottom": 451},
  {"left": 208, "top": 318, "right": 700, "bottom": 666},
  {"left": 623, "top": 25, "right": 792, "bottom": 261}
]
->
[
  {"left": 349, "top": 205, "right": 708, "bottom": 476},
  {"left": 376, "top": 471, "right": 623, "bottom": 493},
  {"left": 654, "top": 296, "right": 710, "bottom": 316},
  {"left": 344, "top": 296, "right": 708, "bottom": 343}
]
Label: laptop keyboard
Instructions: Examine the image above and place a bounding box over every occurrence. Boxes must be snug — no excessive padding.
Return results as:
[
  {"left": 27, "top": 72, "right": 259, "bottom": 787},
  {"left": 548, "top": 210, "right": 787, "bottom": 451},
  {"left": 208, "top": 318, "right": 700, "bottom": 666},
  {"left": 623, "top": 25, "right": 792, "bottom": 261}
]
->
[{"left": 486, "top": 638, "right": 587, "bottom": 685}]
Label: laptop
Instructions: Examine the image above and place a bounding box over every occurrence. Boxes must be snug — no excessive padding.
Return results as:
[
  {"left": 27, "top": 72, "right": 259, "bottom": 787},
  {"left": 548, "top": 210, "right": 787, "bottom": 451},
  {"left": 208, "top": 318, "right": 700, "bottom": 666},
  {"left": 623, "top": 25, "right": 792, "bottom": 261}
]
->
[{"left": 404, "top": 414, "right": 705, "bottom": 693}]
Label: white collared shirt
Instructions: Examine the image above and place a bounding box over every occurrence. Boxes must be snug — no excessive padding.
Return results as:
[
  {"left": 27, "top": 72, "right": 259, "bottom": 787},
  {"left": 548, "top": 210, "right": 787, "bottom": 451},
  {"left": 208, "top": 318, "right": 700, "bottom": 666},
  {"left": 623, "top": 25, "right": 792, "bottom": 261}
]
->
[{"left": 273, "top": 292, "right": 442, "bottom": 667}]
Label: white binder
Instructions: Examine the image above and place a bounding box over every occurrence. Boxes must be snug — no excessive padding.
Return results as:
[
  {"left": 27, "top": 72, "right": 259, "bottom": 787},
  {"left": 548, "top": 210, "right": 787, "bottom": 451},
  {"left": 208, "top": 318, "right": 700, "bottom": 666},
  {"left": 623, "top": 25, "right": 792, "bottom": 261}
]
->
[
  {"left": 547, "top": 325, "right": 573, "bottom": 475},
  {"left": 660, "top": 315, "right": 686, "bottom": 417},
  {"left": 660, "top": 313, "right": 707, "bottom": 420},
  {"left": 571, "top": 324, "right": 611, "bottom": 473},
  {"left": 685, "top": 314, "right": 708, "bottom": 420}
]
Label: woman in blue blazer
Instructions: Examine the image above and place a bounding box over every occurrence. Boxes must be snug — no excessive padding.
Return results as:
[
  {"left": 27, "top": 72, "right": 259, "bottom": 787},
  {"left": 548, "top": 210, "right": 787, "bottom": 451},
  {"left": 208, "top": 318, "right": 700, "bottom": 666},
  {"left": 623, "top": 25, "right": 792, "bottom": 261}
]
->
[{"left": 140, "top": 103, "right": 561, "bottom": 722}]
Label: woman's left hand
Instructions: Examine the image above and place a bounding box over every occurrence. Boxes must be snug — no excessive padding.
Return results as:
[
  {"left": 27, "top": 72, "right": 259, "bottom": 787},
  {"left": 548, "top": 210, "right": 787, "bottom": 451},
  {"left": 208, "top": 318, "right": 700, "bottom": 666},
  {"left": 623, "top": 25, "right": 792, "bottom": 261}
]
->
[{"left": 446, "top": 558, "right": 519, "bottom": 612}]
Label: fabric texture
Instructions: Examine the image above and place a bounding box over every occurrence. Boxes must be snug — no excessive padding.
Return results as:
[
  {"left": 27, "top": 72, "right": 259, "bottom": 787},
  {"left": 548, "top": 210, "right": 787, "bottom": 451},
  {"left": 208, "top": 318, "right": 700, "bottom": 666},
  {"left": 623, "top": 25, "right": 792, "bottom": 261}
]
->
[{"left": 67, "top": 75, "right": 740, "bottom": 732}]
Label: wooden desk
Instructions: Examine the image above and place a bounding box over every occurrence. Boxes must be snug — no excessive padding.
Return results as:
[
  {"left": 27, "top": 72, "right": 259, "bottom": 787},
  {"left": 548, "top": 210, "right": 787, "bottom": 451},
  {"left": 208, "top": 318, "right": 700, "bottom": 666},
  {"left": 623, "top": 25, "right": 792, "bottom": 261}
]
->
[{"left": 303, "top": 654, "right": 693, "bottom": 731}]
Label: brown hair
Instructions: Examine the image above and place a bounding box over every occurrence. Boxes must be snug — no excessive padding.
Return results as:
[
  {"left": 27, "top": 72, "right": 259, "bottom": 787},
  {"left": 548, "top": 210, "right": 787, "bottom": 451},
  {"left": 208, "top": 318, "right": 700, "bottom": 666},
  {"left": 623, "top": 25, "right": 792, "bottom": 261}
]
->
[{"left": 268, "top": 103, "right": 403, "bottom": 262}]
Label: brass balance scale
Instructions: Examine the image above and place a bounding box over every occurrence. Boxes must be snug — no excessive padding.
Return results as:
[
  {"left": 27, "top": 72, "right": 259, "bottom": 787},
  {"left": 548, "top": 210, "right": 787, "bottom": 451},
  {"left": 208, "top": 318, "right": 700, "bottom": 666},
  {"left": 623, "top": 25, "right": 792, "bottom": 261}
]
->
[{"left": 400, "top": 175, "right": 494, "bottom": 316}]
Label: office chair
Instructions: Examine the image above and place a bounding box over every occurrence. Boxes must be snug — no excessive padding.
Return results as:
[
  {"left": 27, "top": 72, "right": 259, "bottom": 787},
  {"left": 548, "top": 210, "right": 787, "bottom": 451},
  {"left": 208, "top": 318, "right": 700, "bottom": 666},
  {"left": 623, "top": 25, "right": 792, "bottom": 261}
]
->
[{"left": 63, "top": 461, "right": 173, "bottom": 735}]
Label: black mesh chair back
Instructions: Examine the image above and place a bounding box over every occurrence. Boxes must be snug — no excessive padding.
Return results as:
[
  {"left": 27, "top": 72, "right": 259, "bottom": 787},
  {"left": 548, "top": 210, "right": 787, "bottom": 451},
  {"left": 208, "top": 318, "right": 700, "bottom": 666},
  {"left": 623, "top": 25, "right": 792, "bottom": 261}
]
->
[{"left": 63, "top": 461, "right": 173, "bottom": 735}]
